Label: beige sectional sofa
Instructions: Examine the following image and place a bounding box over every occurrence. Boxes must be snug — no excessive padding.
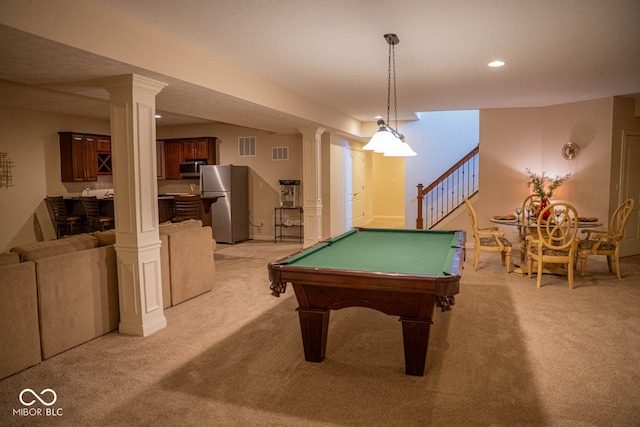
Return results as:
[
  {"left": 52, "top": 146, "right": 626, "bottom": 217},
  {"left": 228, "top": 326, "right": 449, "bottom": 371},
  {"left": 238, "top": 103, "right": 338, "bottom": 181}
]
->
[
  {"left": 2, "top": 233, "right": 119, "bottom": 378},
  {"left": 1, "top": 220, "right": 215, "bottom": 379}
]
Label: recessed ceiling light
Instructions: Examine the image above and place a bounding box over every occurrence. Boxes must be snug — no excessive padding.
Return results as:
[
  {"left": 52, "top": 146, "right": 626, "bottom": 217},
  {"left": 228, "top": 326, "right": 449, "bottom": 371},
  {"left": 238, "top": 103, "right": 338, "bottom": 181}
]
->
[
  {"left": 488, "top": 60, "right": 505, "bottom": 67},
  {"left": 154, "top": 114, "right": 162, "bottom": 119}
]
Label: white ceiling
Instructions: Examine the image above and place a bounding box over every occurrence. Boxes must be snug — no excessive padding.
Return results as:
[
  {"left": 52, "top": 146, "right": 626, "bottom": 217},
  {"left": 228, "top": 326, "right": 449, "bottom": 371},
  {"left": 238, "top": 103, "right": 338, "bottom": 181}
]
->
[{"left": 1, "top": 0, "right": 639, "bottom": 134}]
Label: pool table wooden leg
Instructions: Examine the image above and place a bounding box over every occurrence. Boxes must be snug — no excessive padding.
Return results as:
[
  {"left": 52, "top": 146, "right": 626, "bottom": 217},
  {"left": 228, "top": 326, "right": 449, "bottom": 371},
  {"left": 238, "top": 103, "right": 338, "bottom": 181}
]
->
[
  {"left": 400, "top": 317, "right": 433, "bottom": 376},
  {"left": 296, "top": 307, "right": 330, "bottom": 363}
]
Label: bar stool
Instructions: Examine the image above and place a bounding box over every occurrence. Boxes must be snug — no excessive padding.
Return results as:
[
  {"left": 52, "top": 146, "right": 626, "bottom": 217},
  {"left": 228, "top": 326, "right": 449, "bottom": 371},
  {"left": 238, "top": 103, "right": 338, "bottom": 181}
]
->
[
  {"left": 45, "top": 196, "right": 82, "bottom": 238},
  {"left": 172, "top": 195, "right": 201, "bottom": 222},
  {"left": 79, "top": 196, "right": 114, "bottom": 231}
]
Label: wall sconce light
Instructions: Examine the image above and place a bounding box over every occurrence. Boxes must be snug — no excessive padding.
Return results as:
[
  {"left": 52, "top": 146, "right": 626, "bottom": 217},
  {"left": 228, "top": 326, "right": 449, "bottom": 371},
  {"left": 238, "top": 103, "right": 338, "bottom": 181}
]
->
[{"left": 562, "top": 141, "right": 579, "bottom": 160}]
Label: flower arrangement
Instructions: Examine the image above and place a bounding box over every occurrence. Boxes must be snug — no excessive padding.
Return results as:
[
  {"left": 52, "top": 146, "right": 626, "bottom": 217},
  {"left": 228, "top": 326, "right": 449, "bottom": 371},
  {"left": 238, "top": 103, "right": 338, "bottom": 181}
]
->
[{"left": 525, "top": 168, "right": 571, "bottom": 200}]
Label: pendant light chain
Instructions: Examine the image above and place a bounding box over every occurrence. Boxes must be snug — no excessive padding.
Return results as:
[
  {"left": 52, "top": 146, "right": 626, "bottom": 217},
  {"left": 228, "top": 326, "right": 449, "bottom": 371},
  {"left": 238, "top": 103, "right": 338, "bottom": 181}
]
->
[
  {"left": 363, "top": 33, "right": 416, "bottom": 156},
  {"left": 386, "top": 41, "right": 392, "bottom": 127},
  {"left": 392, "top": 41, "right": 398, "bottom": 132}
]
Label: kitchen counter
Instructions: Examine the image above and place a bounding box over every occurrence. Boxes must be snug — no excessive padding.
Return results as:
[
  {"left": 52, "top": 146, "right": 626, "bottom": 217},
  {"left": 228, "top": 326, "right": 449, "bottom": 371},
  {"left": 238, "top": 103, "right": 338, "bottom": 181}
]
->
[
  {"left": 158, "top": 193, "right": 190, "bottom": 200},
  {"left": 157, "top": 195, "right": 223, "bottom": 225},
  {"left": 65, "top": 195, "right": 223, "bottom": 226}
]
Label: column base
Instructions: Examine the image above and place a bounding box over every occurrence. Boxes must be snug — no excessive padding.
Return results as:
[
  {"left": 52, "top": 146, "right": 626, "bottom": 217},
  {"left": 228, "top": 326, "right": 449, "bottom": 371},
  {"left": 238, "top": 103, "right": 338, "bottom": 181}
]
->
[{"left": 119, "top": 315, "right": 167, "bottom": 337}]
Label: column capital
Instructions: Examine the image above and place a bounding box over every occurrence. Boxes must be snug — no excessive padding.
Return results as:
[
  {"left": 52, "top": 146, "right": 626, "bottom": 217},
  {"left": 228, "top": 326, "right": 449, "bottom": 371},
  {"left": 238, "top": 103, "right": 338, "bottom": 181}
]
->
[
  {"left": 297, "top": 127, "right": 326, "bottom": 139},
  {"left": 100, "top": 74, "right": 168, "bottom": 96}
]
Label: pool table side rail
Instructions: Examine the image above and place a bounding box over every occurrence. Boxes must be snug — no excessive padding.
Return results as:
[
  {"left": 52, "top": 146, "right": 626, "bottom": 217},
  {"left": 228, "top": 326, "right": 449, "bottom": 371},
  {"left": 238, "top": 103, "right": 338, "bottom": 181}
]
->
[{"left": 268, "top": 259, "right": 462, "bottom": 298}]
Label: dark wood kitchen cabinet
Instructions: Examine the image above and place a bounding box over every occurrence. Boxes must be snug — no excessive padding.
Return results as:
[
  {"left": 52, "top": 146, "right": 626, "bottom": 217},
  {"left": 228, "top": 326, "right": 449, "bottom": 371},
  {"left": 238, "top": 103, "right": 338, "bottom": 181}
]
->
[
  {"left": 162, "top": 137, "right": 217, "bottom": 180},
  {"left": 96, "top": 135, "right": 112, "bottom": 175},
  {"left": 164, "top": 140, "right": 184, "bottom": 180},
  {"left": 59, "top": 132, "right": 100, "bottom": 182},
  {"left": 183, "top": 138, "right": 210, "bottom": 160},
  {"left": 156, "top": 140, "right": 166, "bottom": 179}
]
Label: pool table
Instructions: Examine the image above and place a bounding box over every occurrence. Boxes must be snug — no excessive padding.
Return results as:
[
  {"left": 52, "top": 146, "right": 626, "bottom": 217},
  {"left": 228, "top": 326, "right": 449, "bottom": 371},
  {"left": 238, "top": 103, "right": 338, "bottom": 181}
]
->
[{"left": 268, "top": 227, "right": 465, "bottom": 376}]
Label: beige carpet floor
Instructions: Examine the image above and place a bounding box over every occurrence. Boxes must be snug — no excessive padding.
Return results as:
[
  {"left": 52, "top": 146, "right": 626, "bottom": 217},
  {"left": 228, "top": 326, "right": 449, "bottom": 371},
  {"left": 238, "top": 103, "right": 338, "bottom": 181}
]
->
[{"left": 1, "top": 241, "right": 639, "bottom": 426}]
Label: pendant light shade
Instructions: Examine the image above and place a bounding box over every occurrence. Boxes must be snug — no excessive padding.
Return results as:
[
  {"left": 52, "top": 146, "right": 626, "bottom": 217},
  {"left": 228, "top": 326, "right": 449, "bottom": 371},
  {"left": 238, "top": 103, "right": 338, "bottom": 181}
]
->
[
  {"left": 362, "top": 119, "right": 401, "bottom": 152},
  {"left": 364, "top": 34, "right": 416, "bottom": 157},
  {"left": 383, "top": 140, "right": 417, "bottom": 157}
]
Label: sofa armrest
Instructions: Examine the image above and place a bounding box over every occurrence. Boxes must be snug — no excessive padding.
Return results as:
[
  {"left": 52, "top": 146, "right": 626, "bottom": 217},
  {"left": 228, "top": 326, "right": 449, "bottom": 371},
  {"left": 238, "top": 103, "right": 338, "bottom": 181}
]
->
[
  {"left": 0, "top": 252, "right": 20, "bottom": 266},
  {"left": 161, "top": 225, "right": 215, "bottom": 306},
  {"left": 93, "top": 229, "right": 116, "bottom": 246},
  {"left": 0, "top": 262, "right": 42, "bottom": 379}
]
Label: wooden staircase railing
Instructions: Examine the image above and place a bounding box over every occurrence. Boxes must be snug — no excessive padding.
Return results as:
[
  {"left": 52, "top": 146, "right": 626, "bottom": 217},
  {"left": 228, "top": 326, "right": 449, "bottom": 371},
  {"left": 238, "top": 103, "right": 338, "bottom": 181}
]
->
[{"left": 416, "top": 145, "right": 479, "bottom": 229}]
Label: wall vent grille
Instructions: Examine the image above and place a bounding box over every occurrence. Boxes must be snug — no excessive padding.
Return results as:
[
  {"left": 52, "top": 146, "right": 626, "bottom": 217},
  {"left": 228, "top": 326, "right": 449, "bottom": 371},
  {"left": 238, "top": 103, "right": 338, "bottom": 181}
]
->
[
  {"left": 272, "top": 147, "right": 289, "bottom": 161},
  {"left": 238, "top": 137, "right": 256, "bottom": 157}
]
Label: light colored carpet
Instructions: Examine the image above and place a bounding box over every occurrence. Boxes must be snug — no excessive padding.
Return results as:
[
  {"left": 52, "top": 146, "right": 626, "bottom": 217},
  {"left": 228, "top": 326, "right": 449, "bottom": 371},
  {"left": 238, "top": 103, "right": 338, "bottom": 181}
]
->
[{"left": 1, "top": 241, "right": 639, "bottom": 426}]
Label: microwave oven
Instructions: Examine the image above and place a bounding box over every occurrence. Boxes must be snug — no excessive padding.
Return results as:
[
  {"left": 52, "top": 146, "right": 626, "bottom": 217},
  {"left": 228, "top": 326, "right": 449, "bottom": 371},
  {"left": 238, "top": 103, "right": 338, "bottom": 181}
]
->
[{"left": 179, "top": 160, "right": 207, "bottom": 178}]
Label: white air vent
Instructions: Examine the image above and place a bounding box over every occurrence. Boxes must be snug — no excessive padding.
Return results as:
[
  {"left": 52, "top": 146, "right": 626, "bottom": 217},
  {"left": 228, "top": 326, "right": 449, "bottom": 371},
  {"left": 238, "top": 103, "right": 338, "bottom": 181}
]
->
[
  {"left": 238, "top": 137, "right": 256, "bottom": 157},
  {"left": 272, "top": 147, "right": 289, "bottom": 161}
]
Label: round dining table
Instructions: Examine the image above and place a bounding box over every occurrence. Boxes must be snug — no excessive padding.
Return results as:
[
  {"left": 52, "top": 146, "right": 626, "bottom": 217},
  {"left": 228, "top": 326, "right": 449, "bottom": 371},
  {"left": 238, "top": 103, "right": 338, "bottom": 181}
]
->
[{"left": 489, "top": 216, "right": 602, "bottom": 276}]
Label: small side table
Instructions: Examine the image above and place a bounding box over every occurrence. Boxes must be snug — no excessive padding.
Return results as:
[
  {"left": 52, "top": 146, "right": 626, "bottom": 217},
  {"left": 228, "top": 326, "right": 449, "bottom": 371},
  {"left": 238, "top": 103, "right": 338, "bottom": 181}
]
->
[{"left": 274, "top": 206, "right": 303, "bottom": 243}]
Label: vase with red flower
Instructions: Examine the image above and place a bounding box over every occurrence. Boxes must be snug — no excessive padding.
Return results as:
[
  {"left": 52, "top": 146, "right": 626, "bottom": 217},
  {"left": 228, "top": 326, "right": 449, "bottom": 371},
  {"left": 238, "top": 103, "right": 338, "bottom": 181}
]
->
[
  {"left": 525, "top": 169, "right": 571, "bottom": 222},
  {"left": 538, "top": 198, "right": 550, "bottom": 221}
]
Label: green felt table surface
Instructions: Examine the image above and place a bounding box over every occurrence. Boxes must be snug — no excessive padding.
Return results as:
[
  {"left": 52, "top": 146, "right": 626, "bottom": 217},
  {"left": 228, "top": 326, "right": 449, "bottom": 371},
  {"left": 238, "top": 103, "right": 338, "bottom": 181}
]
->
[{"left": 280, "top": 228, "right": 463, "bottom": 276}]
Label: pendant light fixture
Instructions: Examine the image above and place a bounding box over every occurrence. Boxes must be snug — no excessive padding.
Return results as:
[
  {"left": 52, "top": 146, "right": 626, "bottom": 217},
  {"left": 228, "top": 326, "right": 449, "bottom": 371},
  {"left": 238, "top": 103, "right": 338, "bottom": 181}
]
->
[{"left": 363, "top": 33, "right": 416, "bottom": 157}]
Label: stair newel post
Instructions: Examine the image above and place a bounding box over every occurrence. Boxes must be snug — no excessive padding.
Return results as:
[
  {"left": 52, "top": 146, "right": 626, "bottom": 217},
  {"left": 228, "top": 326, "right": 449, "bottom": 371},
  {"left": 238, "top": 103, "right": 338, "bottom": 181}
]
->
[{"left": 417, "top": 183, "right": 424, "bottom": 229}]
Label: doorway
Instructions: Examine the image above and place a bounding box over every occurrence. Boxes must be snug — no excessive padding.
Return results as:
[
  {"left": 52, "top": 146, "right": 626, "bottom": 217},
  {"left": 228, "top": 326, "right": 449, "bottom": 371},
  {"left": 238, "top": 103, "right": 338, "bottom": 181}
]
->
[{"left": 620, "top": 130, "right": 640, "bottom": 256}]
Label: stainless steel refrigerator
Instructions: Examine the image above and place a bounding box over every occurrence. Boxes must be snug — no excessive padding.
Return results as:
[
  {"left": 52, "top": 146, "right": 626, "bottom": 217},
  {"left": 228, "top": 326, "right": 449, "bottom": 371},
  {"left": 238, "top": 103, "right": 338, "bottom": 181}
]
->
[{"left": 200, "top": 165, "right": 249, "bottom": 244}]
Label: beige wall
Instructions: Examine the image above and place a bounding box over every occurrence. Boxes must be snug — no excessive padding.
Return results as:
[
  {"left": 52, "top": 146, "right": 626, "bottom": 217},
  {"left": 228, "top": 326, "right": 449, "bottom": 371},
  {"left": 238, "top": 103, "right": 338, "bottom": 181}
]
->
[
  {"left": 0, "top": 104, "right": 357, "bottom": 250},
  {"left": 3, "top": 96, "right": 638, "bottom": 252},
  {"left": 439, "top": 97, "right": 636, "bottom": 249},
  {"left": 158, "top": 123, "right": 303, "bottom": 241},
  {"left": 0, "top": 106, "right": 111, "bottom": 251},
  {"left": 0, "top": 111, "right": 305, "bottom": 251},
  {"left": 371, "top": 155, "right": 405, "bottom": 224}
]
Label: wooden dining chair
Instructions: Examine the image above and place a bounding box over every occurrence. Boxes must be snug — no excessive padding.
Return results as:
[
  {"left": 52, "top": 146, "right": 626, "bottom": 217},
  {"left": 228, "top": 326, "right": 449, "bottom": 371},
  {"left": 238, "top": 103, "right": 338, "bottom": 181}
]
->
[
  {"left": 518, "top": 194, "right": 541, "bottom": 262},
  {"left": 463, "top": 198, "right": 512, "bottom": 272},
  {"left": 577, "top": 198, "right": 635, "bottom": 279},
  {"left": 79, "top": 196, "right": 114, "bottom": 231},
  {"left": 526, "top": 202, "right": 579, "bottom": 289},
  {"left": 172, "top": 194, "right": 201, "bottom": 222},
  {"left": 45, "top": 195, "right": 82, "bottom": 238}
]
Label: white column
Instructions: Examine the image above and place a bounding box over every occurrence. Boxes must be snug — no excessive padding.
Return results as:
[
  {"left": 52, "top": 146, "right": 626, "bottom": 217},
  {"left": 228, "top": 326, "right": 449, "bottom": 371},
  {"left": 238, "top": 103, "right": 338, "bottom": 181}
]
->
[
  {"left": 299, "top": 127, "right": 325, "bottom": 247},
  {"left": 101, "top": 74, "right": 168, "bottom": 337}
]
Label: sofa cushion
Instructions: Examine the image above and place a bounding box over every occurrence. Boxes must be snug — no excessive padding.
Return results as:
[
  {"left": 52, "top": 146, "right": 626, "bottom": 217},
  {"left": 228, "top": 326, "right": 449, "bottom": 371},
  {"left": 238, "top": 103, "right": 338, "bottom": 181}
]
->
[
  {"left": 0, "top": 261, "right": 42, "bottom": 379},
  {"left": 11, "top": 234, "right": 99, "bottom": 262},
  {"left": 93, "top": 229, "right": 116, "bottom": 246},
  {"left": 36, "top": 245, "right": 119, "bottom": 359},
  {"left": 0, "top": 252, "right": 20, "bottom": 266}
]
